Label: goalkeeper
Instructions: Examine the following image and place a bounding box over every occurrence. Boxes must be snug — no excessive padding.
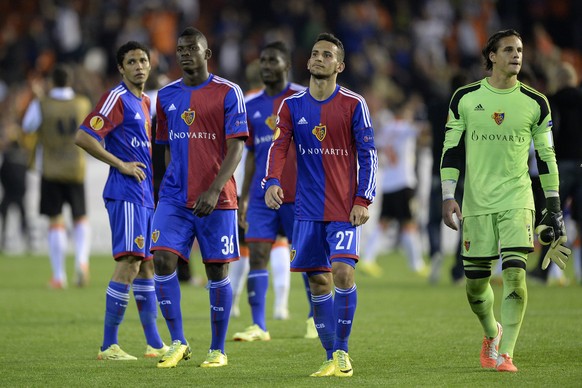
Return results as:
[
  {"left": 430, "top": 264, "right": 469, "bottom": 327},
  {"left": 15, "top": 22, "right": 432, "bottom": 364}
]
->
[{"left": 440, "top": 29, "right": 570, "bottom": 373}]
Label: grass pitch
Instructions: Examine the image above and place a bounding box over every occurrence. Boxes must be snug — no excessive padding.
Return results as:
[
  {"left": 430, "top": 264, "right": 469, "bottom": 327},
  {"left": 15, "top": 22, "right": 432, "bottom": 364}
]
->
[{"left": 1, "top": 251, "right": 581, "bottom": 387}]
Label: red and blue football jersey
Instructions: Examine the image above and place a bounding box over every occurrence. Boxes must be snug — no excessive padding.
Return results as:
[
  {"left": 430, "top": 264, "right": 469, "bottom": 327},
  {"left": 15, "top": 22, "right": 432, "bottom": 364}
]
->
[
  {"left": 264, "top": 85, "right": 377, "bottom": 221},
  {"left": 80, "top": 82, "right": 154, "bottom": 208},
  {"left": 156, "top": 74, "right": 249, "bottom": 209},
  {"left": 245, "top": 82, "right": 304, "bottom": 204}
]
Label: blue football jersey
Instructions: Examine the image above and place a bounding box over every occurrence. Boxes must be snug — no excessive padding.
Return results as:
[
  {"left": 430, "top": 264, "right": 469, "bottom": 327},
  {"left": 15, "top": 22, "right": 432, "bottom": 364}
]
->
[
  {"left": 245, "top": 82, "right": 304, "bottom": 203},
  {"left": 156, "top": 74, "right": 249, "bottom": 208},
  {"left": 264, "top": 85, "right": 377, "bottom": 221},
  {"left": 80, "top": 82, "right": 154, "bottom": 208}
]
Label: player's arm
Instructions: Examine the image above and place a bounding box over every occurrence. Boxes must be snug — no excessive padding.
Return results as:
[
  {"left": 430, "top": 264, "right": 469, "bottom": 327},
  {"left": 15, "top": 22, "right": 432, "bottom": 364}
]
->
[
  {"left": 533, "top": 103, "right": 559, "bottom": 208},
  {"left": 193, "top": 85, "right": 248, "bottom": 216},
  {"left": 237, "top": 116, "right": 256, "bottom": 227},
  {"left": 351, "top": 100, "right": 377, "bottom": 226},
  {"left": 440, "top": 97, "right": 466, "bottom": 231},
  {"left": 74, "top": 129, "right": 146, "bottom": 182},
  {"left": 193, "top": 137, "right": 245, "bottom": 217},
  {"left": 532, "top": 106, "right": 570, "bottom": 268},
  {"left": 263, "top": 102, "right": 292, "bottom": 209},
  {"left": 76, "top": 90, "right": 147, "bottom": 181},
  {"left": 263, "top": 130, "right": 289, "bottom": 210},
  {"left": 533, "top": 128, "right": 559, "bottom": 200}
]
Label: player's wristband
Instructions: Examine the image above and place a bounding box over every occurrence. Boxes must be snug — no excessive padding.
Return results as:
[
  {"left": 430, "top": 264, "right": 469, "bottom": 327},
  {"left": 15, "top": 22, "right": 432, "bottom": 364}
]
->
[
  {"left": 545, "top": 195, "right": 561, "bottom": 213},
  {"left": 441, "top": 179, "right": 457, "bottom": 201},
  {"left": 262, "top": 178, "right": 281, "bottom": 192}
]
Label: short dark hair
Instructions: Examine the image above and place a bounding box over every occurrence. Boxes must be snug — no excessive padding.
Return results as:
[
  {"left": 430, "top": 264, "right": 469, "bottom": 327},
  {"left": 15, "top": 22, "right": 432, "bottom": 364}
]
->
[
  {"left": 315, "top": 32, "right": 345, "bottom": 62},
  {"left": 52, "top": 64, "right": 72, "bottom": 87},
  {"left": 482, "top": 29, "right": 522, "bottom": 71},
  {"left": 179, "top": 27, "right": 208, "bottom": 48},
  {"left": 116, "top": 41, "right": 150, "bottom": 67},
  {"left": 262, "top": 41, "right": 291, "bottom": 64}
]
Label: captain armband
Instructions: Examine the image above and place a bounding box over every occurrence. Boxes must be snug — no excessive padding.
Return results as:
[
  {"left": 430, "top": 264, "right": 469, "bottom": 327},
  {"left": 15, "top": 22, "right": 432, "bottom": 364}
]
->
[{"left": 441, "top": 179, "right": 457, "bottom": 201}]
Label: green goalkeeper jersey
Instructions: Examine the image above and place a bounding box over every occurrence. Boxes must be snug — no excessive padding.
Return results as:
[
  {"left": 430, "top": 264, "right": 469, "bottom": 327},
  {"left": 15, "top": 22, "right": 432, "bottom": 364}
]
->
[{"left": 441, "top": 78, "right": 559, "bottom": 217}]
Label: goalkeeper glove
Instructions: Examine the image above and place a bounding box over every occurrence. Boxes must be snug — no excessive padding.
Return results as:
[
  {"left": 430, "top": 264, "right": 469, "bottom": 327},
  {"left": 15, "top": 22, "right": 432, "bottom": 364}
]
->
[
  {"left": 540, "top": 235, "right": 571, "bottom": 270},
  {"left": 534, "top": 196, "right": 570, "bottom": 269},
  {"left": 535, "top": 196, "right": 567, "bottom": 245}
]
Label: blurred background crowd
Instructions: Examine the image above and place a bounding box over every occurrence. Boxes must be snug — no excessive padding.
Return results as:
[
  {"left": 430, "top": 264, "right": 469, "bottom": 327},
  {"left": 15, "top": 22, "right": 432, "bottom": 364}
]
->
[
  {"left": 1, "top": 0, "right": 581, "bottom": 284},
  {"left": 2, "top": 0, "right": 582, "bottom": 115}
]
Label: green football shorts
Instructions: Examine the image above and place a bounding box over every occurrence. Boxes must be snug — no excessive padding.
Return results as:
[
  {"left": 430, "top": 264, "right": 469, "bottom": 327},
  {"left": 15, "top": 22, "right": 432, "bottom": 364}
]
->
[{"left": 461, "top": 209, "right": 535, "bottom": 258}]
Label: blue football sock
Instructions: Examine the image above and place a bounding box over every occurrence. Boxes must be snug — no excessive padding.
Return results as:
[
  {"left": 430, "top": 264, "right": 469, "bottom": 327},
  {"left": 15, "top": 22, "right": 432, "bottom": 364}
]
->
[
  {"left": 102, "top": 281, "right": 130, "bottom": 350},
  {"left": 302, "top": 272, "right": 314, "bottom": 318},
  {"left": 209, "top": 277, "right": 233, "bottom": 352},
  {"left": 312, "top": 292, "right": 335, "bottom": 360},
  {"left": 334, "top": 285, "right": 357, "bottom": 353},
  {"left": 248, "top": 269, "right": 269, "bottom": 331},
  {"left": 133, "top": 278, "right": 164, "bottom": 349},
  {"left": 154, "top": 272, "right": 186, "bottom": 344}
]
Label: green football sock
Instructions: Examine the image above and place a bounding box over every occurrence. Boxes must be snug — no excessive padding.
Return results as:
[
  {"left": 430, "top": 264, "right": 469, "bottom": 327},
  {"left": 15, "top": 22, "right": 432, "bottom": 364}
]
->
[
  {"left": 499, "top": 267, "right": 527, "bottom": 357},
  {"left": 466, "top": 277, "right": 498, "bottom": 338}
]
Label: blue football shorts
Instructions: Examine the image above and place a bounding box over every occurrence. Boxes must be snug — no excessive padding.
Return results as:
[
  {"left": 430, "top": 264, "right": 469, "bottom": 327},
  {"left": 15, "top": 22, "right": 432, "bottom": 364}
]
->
[
  {"left": 245, "top": 201, "right": 294, "bottom": 243},
  {"left": 151, "top": 201, "right": 239, "bottom": 263},
  {"left": 290, "top": 220, "right": 360, "bottom": 272},
  {"left": 105, "top": 199, "right": 154, "bottom": 261}
]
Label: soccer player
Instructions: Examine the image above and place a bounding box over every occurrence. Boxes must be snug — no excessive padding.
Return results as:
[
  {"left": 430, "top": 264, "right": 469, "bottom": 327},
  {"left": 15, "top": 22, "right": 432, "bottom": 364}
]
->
[
  {"left": 145, "top": 72, "right": 197, "bottom": 284},
  {"left": 151, "top": 27, "right": 248, "bottom": 369},
  {"left": 22, "top": 64, "right": 92, "bottom": 288},
  {"left": 0, "top": 136, "right": 30, "bottom": 253},
  {"left": 547, "top": 62, "right": 581, "bottom": 283},
  {"left": 359, "top": 98, "right": 428, "bottom": 278},
  {"left": 75, "top": 41, "right": 168, "bottom": 360},
  {"left": 232, "top": 41, "right": 316, "bottom": 342},
  {"left": 441, "top": 29, "right": 570, "bottom": 372},
  {"left": 530, "top": 61, "right": 581, "bottom": 284},
  {"left": 264, "top": 33, "right": 377, "bottom": 378}
]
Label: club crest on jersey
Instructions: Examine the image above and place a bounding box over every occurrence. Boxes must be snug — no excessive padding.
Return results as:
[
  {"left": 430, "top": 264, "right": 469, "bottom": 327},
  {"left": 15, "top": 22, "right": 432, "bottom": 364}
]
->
[
  {"left": 134, "top": 235, "right": 145, "bottom": 249},
  {"left": 89, "top": 116, "right": 104, "bottom": 131},
  {"left": 464, "top": 240, "right": 470, "bottom": 252},
  {"left": 312, "top": 124, "right": 327, "bottom": 141},
  {"left": 265, "top": 114, "right": 277, "bottom": 130},
  {"left": 152, "top": 230, "right": 160, "bottom": 243},
  {"left": 491, "top": 112, "right": 505, "bottom": 125},
  {"left": 273, "top": 127, "right": 281, "bottom": 140},
  {"left": 290, "top": 249, "right": 296, "bottom": 262},
  {"left": 181, "top": 108, "right": 196, "bottom": 126}
]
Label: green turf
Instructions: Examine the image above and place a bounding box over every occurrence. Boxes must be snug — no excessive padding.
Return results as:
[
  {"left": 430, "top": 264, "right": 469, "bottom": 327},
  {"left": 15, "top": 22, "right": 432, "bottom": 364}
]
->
[{"left": 1, "top": 251, "right": 581, "bottom": 387}]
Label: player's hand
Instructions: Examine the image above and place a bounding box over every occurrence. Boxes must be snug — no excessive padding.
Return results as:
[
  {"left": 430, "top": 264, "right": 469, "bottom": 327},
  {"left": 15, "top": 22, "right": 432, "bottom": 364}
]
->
[
  {"left": 535, "top": 207, "right": 570, "bottom": 269},
  {"left": 349, "top": 205, "right": 369, "bottom": 226},
  {"left": 192, "top": 188, "right": 220, "bottom": 217},
  {"left": 265, "top": 185, "right": 284, "bottom": 210},
  {"left": 118, "top": 161, "right": 147, "bottom": 183},
  {"left": 541, "top": 235, "right": 571, "bottom": 270},
  {"left": 442, "top": 199, "right": 462, "bottom": 231},
  {"left": 534, "top": 208, "right": 567, "bottom": 245}
]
